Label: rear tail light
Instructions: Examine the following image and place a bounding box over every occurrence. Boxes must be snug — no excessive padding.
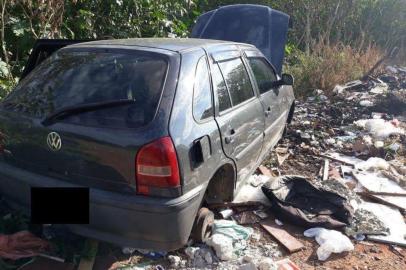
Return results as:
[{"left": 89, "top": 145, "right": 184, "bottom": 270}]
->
[{"left": 136, "top": 136, "right": 180, "bottom": 195}]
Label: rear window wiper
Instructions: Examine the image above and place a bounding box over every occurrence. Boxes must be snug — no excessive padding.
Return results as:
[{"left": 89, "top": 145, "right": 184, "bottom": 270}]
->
[{"left": 42, "top": 99, "right": 136, "bottom": 126}]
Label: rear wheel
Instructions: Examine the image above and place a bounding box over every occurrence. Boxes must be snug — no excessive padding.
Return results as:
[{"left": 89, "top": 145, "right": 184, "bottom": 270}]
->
[{"left": 191, "top": 207, "right": 214, "bottom": 243}]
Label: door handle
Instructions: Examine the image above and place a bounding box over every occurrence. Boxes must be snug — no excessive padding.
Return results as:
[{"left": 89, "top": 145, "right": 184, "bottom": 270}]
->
[
  {"left": 265, "top": 107, "right": 271, "bottom": 117},
  {"left": 225, "top": 129, "right": 236, "bottom": 144}
]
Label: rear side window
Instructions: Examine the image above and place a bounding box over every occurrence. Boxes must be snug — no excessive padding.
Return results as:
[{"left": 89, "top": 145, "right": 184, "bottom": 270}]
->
[
  {"left": 3, "top": 50, "right": 168, "bottom": 128},
  {"left": 211, "top": 64, "right": 231, "bottom": 112},
  {"left": 248, "top": 57, "right": 277, "bottom": 94},
  {"left": 218, "top": 58, "right": 254, "bottom": 106},
  {"left": 193, "top": 57, "right": 213, "bottom": 121}
]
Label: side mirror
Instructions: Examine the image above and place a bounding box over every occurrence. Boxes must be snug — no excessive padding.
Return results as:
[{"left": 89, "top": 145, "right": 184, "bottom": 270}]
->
[{"left": 281, "top": 73, "right": 294, "bottom": 86}]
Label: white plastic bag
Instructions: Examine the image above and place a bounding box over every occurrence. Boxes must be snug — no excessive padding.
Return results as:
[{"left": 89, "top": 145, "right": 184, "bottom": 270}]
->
[
  {"left": 304, "top": 227, "right": 354, "bottom": 261},
  {"left": 354, "top": 119, "right": 404, "bottom": 139},
  {"left": 355, "top": 157, "right": 390, "bottom": 171}
]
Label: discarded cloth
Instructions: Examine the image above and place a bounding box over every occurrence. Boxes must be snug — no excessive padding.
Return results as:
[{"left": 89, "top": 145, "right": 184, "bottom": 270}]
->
[
  {"left": 262, "top": 176, "right": 353, "bottom": 228},
  {"left": 212, "top": 220, "right": 253, "bottom": 241},
  {"left": 304, "top": 227, "right": 354, "bottom": 261},
  {"left": 0, "top": 231, "right": 49, "bottom": 260},
  {"left": 206, "top": 220, "right": 253, "bottom": 261}
]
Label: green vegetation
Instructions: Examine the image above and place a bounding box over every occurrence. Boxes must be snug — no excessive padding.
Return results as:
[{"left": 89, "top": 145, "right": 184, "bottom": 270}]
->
[{"left": 0, "top": 0, "right": 405, "bottom": 98}]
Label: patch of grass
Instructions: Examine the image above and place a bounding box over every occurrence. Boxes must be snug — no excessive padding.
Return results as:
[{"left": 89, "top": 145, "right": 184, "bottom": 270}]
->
[{"left": 285, "top": 41, "right": 384, "bottom": 98}]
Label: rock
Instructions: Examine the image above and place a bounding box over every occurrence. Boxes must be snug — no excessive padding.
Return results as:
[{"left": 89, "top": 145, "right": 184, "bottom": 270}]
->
[
  {"left": 168, "top": 255, "right": 181, "bottom": 268},
  {"left": 333, "top": 85, "right": 345, "bottom": 95},
  {"left": 242, "top": 254, "right": 254, "bottom": 263},
  {"left": 202, "top": 249, "right": 213, "bottom": 265},
  {"left": 238, "top": 262, "right": 257, "bottom": 270},
  {"left": 360, "top": 100, "right": 374, "bottom": 107},
  {"left": 319, "top": 95, "right": 328, "bottom": 101},
  {"left": 179, "top": 259, "right": 187, "bottom": 268},
  {"left": 206, "top": 234, "right": 234, "bottom": 261},
  {"left": 370, "top": 83, "right": 389, "bottom": 94},
  {"left": 121, "top": 247, "right": 136, "bottom": 254},
  {"left": 301, "top": 133, "right": 311, "bottom": 140},
  {"left": 310, "top": 140, "right": 319, "bottom": 146},
  {"left": 373, "top": 141, "right": 384, "bottom": 148},
  {"left": 369, "top": 246, "right": 380, "bottom": 253},
  {"left": 258, "top": 258, "right": 277, "bottom": 270},
  {"left": 314, "top": 89, "right": 324, "bottom": 95},
  {"left": 185, "top": 246, "right": 199, "bottom": 259},
  {"left": 389, "top": 142, "right": 401, "bottom": 152}
]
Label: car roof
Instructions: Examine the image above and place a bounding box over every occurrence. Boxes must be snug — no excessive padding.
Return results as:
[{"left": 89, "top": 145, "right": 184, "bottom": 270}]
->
[{"left": 68, "top": 38, "right": 255, "bottom": 53}]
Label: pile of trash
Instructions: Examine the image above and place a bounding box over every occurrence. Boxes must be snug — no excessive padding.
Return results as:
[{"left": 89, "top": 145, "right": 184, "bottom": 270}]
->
[{"left": 163, "top": 65, "right": 406, "bottom": 269}]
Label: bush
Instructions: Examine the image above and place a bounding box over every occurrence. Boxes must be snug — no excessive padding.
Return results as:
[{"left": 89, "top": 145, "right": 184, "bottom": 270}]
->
[{"left": 285, "top": 41, "right": 384, "bottom": 98}]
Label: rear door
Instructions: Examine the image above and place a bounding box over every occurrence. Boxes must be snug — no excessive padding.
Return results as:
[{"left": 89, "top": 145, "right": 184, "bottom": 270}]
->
[
  {"left": 244, "top": 50, "right": 284, "bottom": 156},
  {"left": 209, "top": 50, "right": 265, "bottom": 183}
]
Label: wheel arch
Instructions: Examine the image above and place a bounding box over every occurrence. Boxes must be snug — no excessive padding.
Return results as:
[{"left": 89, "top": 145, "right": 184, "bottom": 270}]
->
[{"left": 204, "top": 162, "right": 236, "bottom": 203}]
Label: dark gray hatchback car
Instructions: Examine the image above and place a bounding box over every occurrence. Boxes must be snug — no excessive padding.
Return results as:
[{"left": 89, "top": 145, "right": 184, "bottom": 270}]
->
[{"left": 0, "top": 38, "right": 294, "bottom": 250}]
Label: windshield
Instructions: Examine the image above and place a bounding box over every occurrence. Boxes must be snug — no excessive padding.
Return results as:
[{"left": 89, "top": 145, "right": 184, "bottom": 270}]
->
[{"left": 2, "top": 50, "right": 168, "bottom": 128}]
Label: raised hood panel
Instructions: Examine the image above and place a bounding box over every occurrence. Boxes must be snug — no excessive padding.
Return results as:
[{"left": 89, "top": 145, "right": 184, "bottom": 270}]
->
[{"left": 191, "top": 4, "right": 289, "bottom": 75}]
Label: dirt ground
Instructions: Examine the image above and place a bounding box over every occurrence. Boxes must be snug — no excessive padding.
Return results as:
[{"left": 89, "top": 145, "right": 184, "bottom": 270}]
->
[{"left": 255, "top": 216, "right": 406, "bottom": 270}]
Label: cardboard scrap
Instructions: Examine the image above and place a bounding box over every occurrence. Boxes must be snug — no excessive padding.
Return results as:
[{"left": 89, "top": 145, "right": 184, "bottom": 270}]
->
[
  {"left": 258, "top": 165, "right": 274, "bottom": 177},
  {"left": 352, "top": 171, "right": 406, "bottom": 195},
  {"left": 360, "top": 202, "right": 406, "bottom": 247},
  {"left": 321, "top": 152, "right": 363, "bottom": 166},
  {"left": 275, "top": 147, "right": 290, "bottom": 166},
  {"left": 322, "top": 159, "right": 330, "bottom": 181},
  {"left": 260, "top": 219, "right": 304, "bottom": 253},
  {"left": 353, "top": 171, "right": 406, "bottom": 210}
]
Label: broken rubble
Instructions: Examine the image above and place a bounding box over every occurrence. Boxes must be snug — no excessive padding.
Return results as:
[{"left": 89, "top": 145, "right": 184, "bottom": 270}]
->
[
  {"left": 205, "top": 234, "right": 233, "bottom": 261},
  {"left": 258, "top": 258, "right": 277, "bottom": 270}
]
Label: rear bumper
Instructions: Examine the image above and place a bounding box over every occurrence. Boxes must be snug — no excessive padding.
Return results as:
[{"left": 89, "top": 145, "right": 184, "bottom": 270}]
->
[{"left": 0, "top": 161, "right": 204, "bottom": 251}]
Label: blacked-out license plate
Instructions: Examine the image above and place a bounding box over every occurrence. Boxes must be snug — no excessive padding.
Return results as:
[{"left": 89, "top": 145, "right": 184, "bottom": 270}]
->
[{"left": 31, "top": 187, "right": 89, "bottom": 224}]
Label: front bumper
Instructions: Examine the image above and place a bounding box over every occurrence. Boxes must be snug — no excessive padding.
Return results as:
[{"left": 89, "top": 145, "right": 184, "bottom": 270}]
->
[{"left": 0, "top": 161, "right": 204, "bottom": 251}]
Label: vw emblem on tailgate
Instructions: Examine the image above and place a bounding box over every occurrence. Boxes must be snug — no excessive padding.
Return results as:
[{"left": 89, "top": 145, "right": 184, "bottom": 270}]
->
[{"left": 47, "top": 132, "right": 62, "bottom": 151}]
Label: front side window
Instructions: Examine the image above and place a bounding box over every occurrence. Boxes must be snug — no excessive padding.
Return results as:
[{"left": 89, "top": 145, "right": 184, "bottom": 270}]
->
[
  {"left": 211, "top": 64, "right": 231, "bottom": 112},
  {"left": 193, "top": 57, "right": 213, "bottom": 121},
  {"left": 218, "top": 58, "right": 254, "bottom": 106},
  {"left": 2, "top": 50, "right": 168, "bottom": 128},
  {"left": 248, "top": 57, "right": 277, "bottom": 94}
]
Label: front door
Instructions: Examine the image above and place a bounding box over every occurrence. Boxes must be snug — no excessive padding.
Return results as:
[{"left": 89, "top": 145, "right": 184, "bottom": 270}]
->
[
  {"left": 244, "top": 51, "right": 285, "bottom": 157},
  {"left": 209, "top": 51, "right": 265, "bottom": 183}
]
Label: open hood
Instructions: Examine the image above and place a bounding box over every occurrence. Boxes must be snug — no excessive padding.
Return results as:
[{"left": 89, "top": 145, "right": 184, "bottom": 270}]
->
[
  {"left": 191, "top": 4, "right": 289, "bottom": 75},
  {"left": 20, "top": 39, "right": 90, "bottom": 79}
]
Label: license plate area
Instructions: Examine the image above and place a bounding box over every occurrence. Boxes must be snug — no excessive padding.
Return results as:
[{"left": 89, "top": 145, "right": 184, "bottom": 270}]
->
[{"left": 31, "top": 187, "right": 89, "bottom": 224}]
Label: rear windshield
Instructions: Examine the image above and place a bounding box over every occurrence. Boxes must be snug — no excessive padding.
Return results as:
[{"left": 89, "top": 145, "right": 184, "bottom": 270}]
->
[{"left": 2, "top": 50, "right": 168, "bottom": 128}]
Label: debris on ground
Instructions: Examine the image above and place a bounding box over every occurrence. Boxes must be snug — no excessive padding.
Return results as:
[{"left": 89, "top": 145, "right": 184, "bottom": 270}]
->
[
  {"left": 261, "top": 175, "right": 354, "bottom": 228},
  {"left": 0, "top": 231, "right": 49, "bottom": 260},
  {"left": 260, "top": 219, "right": 304, "bottom": 253},
  {"left": 304, "top": 227, "right": 354, "bottom": 261}
]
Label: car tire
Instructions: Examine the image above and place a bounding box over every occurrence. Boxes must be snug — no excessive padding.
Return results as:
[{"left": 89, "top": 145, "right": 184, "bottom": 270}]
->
[{"left": 191, "top": 207, "right": 214, "bottom": 243}]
